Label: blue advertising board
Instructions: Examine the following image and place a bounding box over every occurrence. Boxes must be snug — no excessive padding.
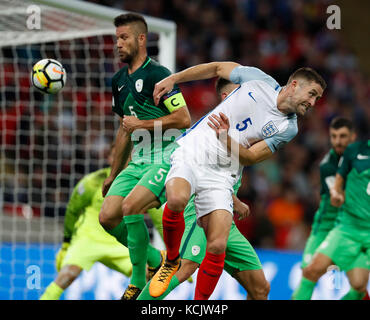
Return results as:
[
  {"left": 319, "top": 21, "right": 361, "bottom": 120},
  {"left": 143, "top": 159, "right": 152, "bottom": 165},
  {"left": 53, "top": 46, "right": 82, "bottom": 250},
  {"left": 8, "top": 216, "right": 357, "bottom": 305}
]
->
[{"left": 0, "top": 243, "right": 368, "bottom": 300}]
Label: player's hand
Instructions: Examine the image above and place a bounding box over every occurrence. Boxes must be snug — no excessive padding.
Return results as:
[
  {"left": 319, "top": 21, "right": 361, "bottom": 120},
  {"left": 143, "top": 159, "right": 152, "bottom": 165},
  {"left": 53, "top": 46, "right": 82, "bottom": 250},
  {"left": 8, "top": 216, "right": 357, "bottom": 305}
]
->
[
  {"left": 233, "top": 197, "right": 250, "bottom": 220},
  {"left": 330, "top": 188, "right": 344, "bottom": 207},
  {"left": 102, "top": 176, "right": 115, "bottom": 197},
  {"left": 122, "top": 116, "right": 142, "bottom": 133},
  {"left": 55, "top": 242, "right": 69, "bottom": 272},
  {"left": 153, "top": 76, "right": 176, "bottom": 106},
  {"left": 207, "top": 112, "right": 230, "bottom": 138}
]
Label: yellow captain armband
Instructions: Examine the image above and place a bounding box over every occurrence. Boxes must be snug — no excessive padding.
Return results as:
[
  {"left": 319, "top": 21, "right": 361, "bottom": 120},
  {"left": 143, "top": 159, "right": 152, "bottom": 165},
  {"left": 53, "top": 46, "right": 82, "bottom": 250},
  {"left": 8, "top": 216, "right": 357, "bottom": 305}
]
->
[{"left": 163, "top": 92, "right": 186, "bottom": 112}]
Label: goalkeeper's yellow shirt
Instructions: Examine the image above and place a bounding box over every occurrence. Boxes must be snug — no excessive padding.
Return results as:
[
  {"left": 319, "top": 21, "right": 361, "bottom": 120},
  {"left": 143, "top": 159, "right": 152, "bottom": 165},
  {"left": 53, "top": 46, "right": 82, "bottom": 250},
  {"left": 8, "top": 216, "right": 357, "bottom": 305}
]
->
[{"left": 64, "top": 167, "right": 113, "bottom": 242}]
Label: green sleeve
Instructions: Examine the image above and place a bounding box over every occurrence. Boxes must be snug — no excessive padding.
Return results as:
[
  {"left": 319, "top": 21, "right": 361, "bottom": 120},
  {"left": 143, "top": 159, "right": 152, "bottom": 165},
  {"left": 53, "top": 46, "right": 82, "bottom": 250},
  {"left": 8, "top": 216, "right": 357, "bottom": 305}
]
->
[
  {"left": 150, "top": 65, "right": 172, "bottom": 89},
  {"left": 337, "top": 143, "right": 356, "bottom": 180},
  {"left": 63, "top": 178, "right": 96, "bottom": 241}
]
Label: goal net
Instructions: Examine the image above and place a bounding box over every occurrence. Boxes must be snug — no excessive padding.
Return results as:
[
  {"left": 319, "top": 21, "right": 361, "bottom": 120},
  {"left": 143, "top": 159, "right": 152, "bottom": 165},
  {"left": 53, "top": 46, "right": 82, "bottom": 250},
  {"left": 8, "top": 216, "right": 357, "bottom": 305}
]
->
[{"left": 0, "top": 0, "right": 176, "bottom": 300}]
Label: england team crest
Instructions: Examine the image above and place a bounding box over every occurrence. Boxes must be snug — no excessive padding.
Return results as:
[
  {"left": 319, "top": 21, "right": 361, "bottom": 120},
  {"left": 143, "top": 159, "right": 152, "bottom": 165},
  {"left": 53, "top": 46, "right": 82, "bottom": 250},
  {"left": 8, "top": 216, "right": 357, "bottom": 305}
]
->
[{"left": 262, "top": 121, "right": 278, "bottom": 138}]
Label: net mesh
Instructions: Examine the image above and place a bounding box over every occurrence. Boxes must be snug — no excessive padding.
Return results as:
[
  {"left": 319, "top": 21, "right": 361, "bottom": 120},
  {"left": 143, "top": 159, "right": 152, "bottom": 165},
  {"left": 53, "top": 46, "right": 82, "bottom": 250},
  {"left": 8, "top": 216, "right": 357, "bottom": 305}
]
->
[{"left": 0, "top": 0, "right": 164, "bottom": 299}]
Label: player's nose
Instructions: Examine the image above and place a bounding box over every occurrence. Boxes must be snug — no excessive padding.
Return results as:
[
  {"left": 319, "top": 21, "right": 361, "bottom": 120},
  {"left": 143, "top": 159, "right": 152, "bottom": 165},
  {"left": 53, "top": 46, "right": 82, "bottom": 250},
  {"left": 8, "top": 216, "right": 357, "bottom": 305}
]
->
[{"left": 116, "top": 39, "right": 123, "bottom": 48}]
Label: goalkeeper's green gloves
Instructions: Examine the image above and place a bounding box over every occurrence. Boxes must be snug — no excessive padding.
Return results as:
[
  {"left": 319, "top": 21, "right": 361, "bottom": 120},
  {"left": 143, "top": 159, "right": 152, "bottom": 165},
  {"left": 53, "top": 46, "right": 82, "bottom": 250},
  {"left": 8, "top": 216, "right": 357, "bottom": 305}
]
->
[{"left": 55, "top": 242, "right": 70, "bottom": 272}]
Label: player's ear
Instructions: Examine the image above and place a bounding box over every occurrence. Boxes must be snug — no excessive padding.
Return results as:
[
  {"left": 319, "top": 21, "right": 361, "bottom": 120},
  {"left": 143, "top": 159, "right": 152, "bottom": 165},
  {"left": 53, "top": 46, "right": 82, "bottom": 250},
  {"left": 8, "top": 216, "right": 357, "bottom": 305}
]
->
[
  {"left": 138, "top": 33, "right": 146, "bottom": 47},
  {"left": 288, "top": 79, "right": 298, "bottom": 94},
  {"left": 290, "top": 79, "right": 298, "bottom": 89}
]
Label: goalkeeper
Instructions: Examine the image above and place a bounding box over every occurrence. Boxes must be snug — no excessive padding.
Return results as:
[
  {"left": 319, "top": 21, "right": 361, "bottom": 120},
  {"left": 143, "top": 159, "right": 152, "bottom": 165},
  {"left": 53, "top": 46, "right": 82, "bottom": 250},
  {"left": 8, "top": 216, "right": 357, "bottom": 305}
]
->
[{"left": 40, "top": 146, "right": 164, "bottom": 300}]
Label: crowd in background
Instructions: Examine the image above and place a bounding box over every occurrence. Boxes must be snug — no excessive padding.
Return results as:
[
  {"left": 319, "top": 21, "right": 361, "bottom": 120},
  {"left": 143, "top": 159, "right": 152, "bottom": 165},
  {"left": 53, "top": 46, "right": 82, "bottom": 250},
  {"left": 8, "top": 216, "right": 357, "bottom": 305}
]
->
[
  {"left": 95, "top": 0, "right": 369, "bottom": 250},
  {"left": 1, "top": 0, "right": 369, "bottom": 250}
]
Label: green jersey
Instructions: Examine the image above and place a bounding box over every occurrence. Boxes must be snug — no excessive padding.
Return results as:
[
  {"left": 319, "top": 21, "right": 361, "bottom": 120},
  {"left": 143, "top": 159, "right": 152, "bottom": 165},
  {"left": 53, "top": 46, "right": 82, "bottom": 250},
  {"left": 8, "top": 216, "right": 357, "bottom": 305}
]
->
[
  {"left": 337, "top": 140, "right": 370, "bottom": 229},
  {"left": 111, "top": 56, "right": 186, "bottom": 164},
  {"left": 311, "top": 149, "right": 341, "bottom": 233},
  {"left": 63, "top": 168, "right": 110, "bottom": 242}
]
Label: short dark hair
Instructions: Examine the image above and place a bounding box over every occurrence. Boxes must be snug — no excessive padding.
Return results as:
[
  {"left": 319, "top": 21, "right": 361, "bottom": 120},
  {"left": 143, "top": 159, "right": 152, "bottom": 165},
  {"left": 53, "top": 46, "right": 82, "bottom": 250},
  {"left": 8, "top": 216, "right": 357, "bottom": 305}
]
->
[
  {"left": 288, "top": 67, "right": 326, "bottom": 90},
  {"left": 329, "top": 117, "right": 354, "bottom": 131},
  {"left": 215, "top": 77, "right": 233, "bottom": 97},
  {"left": 114, "top": 13, "right": 148, "bottom": 35}
]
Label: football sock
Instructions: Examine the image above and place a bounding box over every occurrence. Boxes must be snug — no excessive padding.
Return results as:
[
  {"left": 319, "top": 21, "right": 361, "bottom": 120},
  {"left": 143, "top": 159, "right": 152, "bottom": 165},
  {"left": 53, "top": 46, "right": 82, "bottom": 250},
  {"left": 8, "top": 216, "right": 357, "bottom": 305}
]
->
[
  {"left": 137, "top": 275, "right": 180, "bottom": 300},
  {"left": 105, "top": 219, "right": 128, "bottom": 247},
  {"left": 194, "top": 251, "right": 225, "bottom": 300},
  {"left": 291, "top": 277, "right": 316, "bottom": 300},
  {"left": 341, "top": 288, "right": 366, "bottom": 300},
  {"left": 147, "top": 245, "right": 161, "bottom": 268},
  {"left": 124, "top": 214, "right": 149, "bottom": 290},
  {"left": 162, "top": 204, "right": 185, "bottom": 261},
  {"left": 39, "top": 282, "right": 64, "bottom": 300}
]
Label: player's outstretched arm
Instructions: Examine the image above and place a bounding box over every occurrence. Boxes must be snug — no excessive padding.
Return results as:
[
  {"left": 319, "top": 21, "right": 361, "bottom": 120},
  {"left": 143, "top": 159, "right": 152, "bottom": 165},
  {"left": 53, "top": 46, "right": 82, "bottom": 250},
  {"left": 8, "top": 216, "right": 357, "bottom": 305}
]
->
[
  {"left": 208, "top": 112, "right": 273, "bottom": 166},
  {"left": 153, "top": 61, "right": 240, "bottom": 105},
  {"left": 330, "top": 173, "right": 345, "bottom": 207},
  {"left": 58, "top": 177, "right": 96, "bottom": 271},
  {"left": 102, "top": 119, "right": 132, "bottom": 197}
]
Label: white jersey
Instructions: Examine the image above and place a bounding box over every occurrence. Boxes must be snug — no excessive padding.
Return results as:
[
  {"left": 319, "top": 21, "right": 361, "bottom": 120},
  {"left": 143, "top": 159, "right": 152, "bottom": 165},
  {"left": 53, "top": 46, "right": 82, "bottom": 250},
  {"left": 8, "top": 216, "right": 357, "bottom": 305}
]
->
[{"left": 174, "top": 66, "right": 298, "bottom": 180}]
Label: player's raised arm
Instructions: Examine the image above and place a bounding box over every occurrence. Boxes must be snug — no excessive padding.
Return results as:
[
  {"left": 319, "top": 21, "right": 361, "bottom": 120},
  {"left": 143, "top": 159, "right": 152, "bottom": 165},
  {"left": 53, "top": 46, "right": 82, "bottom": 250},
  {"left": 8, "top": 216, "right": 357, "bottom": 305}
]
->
[{"left": 153, "top": 61, "right": 240, "bottom": 105}]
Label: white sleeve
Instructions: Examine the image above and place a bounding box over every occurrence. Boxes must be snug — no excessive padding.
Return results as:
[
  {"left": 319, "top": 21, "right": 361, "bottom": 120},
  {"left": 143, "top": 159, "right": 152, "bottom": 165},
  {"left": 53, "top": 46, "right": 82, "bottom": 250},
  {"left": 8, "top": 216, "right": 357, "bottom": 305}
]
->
[
  {"left": 264, "top": 116, "right": 298, "bottom": 153},
  {"left": 230, "top": 66, "right": 280, "bottom": 91}
]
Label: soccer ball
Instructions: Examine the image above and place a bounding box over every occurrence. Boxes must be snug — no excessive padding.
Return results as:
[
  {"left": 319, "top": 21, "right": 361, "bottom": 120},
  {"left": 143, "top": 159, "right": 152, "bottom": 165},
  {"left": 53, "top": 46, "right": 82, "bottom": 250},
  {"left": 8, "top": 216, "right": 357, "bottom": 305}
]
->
[{"left": 31, "top": 59, "right": 67, "bottom": 94}]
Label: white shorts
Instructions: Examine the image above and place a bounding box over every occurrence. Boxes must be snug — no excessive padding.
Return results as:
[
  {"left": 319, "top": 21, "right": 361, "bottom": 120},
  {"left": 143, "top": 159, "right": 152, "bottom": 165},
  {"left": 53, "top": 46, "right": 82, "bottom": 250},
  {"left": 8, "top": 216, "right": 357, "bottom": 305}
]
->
[{"left": 166, "top": 148, "right": 236, "bottom": 222}]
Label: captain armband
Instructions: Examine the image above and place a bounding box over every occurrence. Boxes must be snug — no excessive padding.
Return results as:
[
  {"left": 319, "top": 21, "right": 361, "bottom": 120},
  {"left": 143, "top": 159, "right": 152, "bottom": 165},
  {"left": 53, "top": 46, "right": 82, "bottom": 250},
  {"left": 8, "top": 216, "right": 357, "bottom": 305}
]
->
[{"left": 163, "top": 89, "right": 186, "bottom": 112}]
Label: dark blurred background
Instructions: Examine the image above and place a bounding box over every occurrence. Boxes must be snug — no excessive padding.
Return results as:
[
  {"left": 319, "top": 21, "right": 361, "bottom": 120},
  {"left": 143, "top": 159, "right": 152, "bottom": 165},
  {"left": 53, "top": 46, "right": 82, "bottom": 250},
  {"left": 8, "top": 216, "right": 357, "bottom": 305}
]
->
[{"left": 90, "top": 0, "right": 369, "bottom": 251}]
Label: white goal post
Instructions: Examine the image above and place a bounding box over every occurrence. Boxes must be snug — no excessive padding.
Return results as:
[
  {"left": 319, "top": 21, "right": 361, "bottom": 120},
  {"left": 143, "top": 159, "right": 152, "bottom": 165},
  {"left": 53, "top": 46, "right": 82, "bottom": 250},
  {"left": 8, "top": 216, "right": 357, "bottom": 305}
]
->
[{"left": 0, "top": 0, "right": 176, "bottom": 71}]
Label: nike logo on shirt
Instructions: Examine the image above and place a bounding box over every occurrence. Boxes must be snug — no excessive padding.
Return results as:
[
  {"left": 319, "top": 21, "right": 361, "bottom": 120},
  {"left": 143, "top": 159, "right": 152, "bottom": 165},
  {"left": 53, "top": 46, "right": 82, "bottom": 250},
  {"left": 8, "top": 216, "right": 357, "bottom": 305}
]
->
[
  {"left": 248, "top": 91, "right": 256, "bottom": 102},
  {"left": 357, "top": 154, "right": 370, "bottom": 160},
  {"left": 118, "top": 84, "right": 125, "bottom": 91}
]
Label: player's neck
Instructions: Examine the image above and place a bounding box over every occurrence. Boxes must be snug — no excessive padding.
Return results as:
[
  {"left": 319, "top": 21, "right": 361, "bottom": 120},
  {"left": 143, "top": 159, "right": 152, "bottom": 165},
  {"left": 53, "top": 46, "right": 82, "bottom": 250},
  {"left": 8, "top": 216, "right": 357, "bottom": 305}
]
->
[
  {"left": 128, "top": 52, "right": 148, "bottom": 74},
  {"left": 276, "top": 86, "right": 294, "bottom": 115}
]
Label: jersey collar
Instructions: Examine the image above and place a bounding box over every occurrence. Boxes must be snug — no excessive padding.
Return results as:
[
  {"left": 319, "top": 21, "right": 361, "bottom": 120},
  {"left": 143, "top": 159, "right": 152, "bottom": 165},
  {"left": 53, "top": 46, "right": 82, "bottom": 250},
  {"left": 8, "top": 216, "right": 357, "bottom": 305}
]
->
[
  {"left": 127, "top": 56, "right": 151, "bottom": 76},
  {"left": 141, "top": 56, "right": 151, "bottom": 69}
]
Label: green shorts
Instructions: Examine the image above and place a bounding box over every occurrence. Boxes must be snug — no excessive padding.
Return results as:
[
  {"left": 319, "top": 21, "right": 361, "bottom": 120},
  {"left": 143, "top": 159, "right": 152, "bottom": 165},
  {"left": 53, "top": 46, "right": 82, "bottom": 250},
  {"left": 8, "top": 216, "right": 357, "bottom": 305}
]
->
[
  {"left": 301, "top": 231, "right": 329, "bottom": 268},
  {"left": 316, "top": 224, "right": 370, "bottom": 271},
  {"left": 62, "top": 232, "right": 132, "bottom": 276},
  {"left": 180, "top": 214, "right": 262, "bottom": 276},
  {"left": 106, "top": 161, "right": 170, "bottom": 206}
]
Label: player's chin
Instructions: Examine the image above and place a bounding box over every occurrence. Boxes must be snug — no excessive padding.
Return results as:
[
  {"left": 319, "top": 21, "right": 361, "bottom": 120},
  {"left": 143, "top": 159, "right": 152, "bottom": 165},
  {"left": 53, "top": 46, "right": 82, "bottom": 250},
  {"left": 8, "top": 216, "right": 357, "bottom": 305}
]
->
[
  {"left": 296, "top": 106, "right": 306, "bottom": 116},
  {"left": 334, "top": 146, "right": 344, "bottom": 155},
  {"left": 119, "top": 53, "right": 130, "bottom": 63},
  {"left": 119, "top": 56, "right": 127, "bottom": 63},
  {"left": 297, "top": 105, "right": 308, "bottom": 116}
]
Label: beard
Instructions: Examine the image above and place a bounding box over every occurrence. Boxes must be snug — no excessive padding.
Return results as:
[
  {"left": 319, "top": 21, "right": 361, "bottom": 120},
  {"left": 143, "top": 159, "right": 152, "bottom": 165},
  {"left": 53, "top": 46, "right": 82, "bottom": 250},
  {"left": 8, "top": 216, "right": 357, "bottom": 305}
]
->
[
  {"left": 333, "top": 145, "right": 345, "bottom": 156},
  {"left": 119, "top": 43, "right": 139, "bottom": 64},
  {"left": 120, "top": 51, "right": 133, "bottom": 64}
]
